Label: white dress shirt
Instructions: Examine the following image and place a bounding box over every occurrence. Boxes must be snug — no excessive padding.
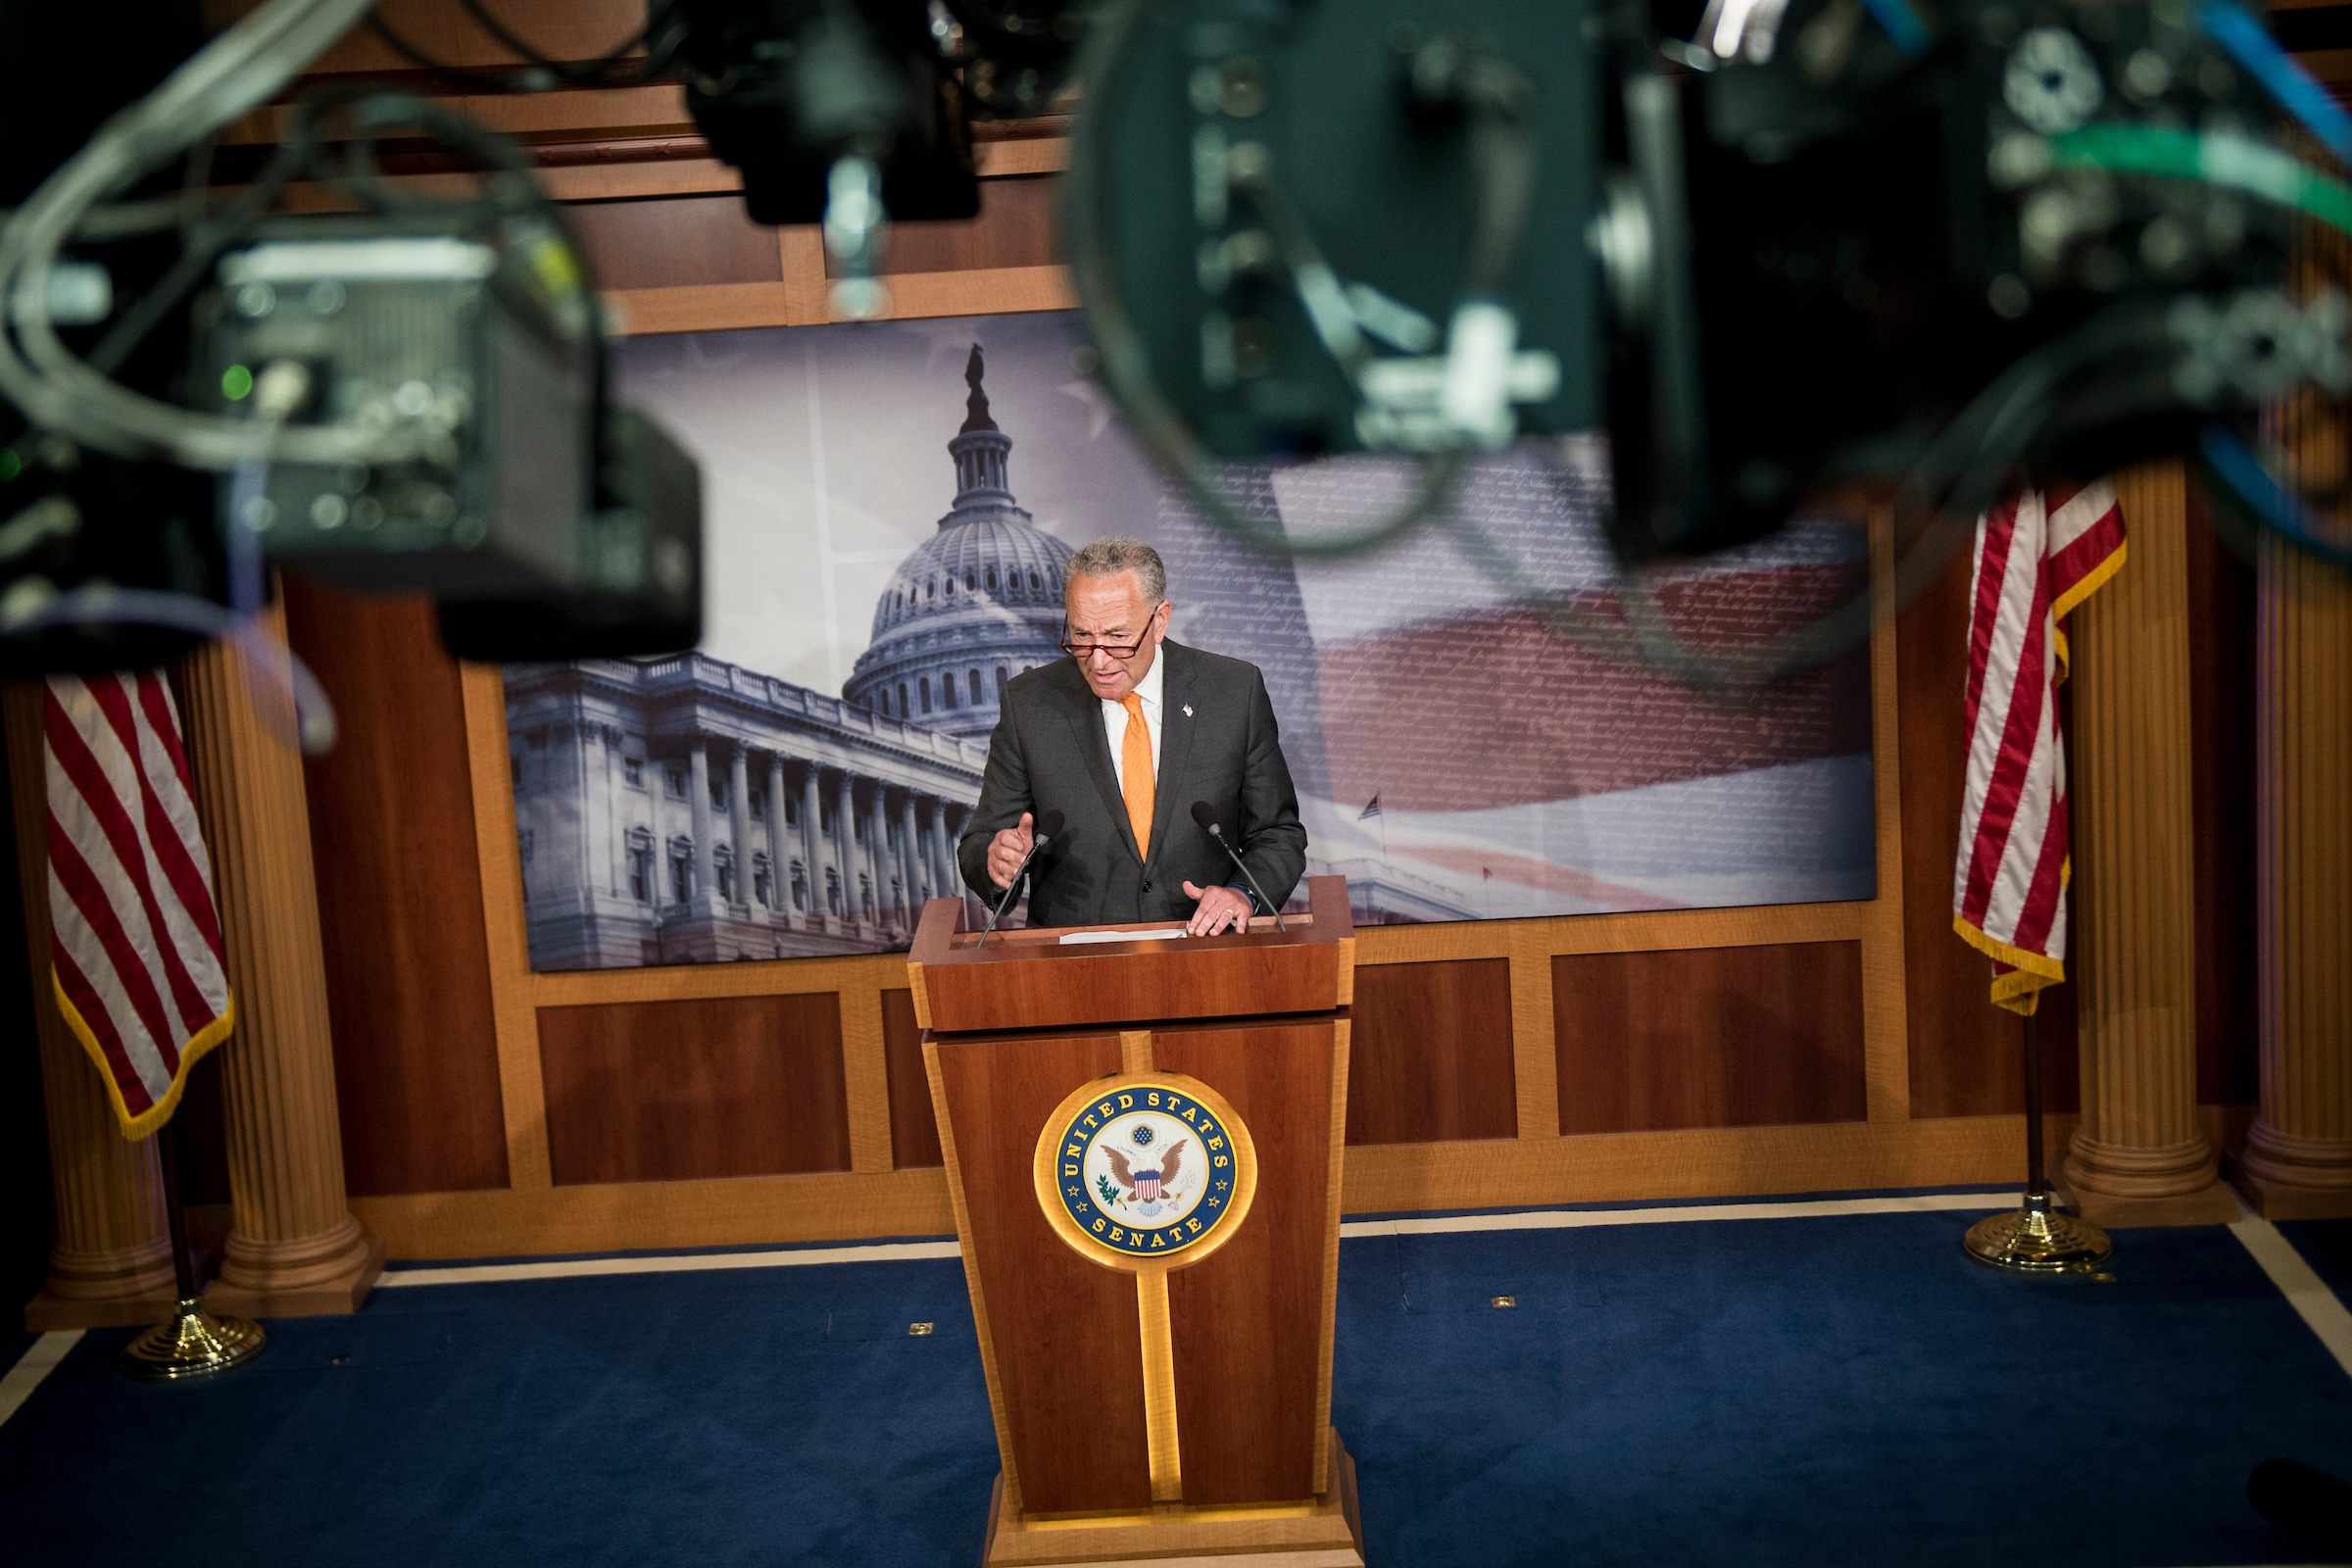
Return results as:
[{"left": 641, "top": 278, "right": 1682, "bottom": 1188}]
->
[{"left": 1100, "top": 647, "right": 1164, "bottom": 791}]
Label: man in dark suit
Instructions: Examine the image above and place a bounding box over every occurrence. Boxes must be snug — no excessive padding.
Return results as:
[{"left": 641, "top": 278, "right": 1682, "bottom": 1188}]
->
[{"left": 957, "top": 537, "right": 1307, "bottom": 934}]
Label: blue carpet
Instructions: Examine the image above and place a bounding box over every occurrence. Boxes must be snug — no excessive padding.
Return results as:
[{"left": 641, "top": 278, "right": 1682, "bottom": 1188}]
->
[{"left": 3, "top": 1204, "right": 2345, "bottom": 1567}]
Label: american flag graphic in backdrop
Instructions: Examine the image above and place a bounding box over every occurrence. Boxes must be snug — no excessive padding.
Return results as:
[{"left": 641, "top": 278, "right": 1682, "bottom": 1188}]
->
[
  {"left": 1237, "top": 442, "right": 1879, "bottom": 916},
  {"left": 44, "top": 671, "right": 234, "bottom": 1137},
  {"left": 1951, "top": 480, "right": 2128, "bottom": 1015}
]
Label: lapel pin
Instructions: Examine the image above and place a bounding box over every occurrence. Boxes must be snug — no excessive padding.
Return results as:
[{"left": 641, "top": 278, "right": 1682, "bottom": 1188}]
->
[{"left": 1182, "top": 704, "right": 1194, "bottom": 717}]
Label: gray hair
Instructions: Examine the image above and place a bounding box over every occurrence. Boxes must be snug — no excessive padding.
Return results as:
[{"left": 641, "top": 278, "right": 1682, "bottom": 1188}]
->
[{"left": 1062, "top": 536, "right": 1167, "bottom": 603}]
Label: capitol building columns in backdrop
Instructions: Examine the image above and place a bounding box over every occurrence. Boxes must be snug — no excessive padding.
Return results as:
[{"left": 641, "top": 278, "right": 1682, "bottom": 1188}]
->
[
  {"left": 506, "top": 341, "right": 1077, "bottom": 969},
  {"left": 507, "top": 661, "right": 985, "bottom": 969}
]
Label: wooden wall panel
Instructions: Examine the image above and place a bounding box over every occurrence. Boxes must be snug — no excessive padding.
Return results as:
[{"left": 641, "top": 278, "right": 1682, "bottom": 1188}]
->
[
  {"left": 881, "top": 987, "right": 942, "bottom": 1169},
  {"left": 233, "top": 0, "right": 657, "bottom": 76},
  {"left": 2184, "top": 477, "right": 2261, "bottom": 1107},
  {"left": 853, "top": 176, "right": 1062, "bottom": 277},
  {"left": 1346, "top": 958, "right": 1516, "bottom": 1146},
  {"left": 567, "top": 194, "right": 785, "bottom": 292},
  {"left": 1554, "top": 943, "right": 1868, "bottom": 1133},
  {"left": 1895, "top": 541, "right": 2082, "bottom": 1117},
  {"left": 538, "top": 994, "right": 851, "bottom": 1184},
  {"left": 281, "top": 581, "right": 510, "bottom": 1196},
  {"left": 1155, "top": 1021, "right": 1334, "bottom": 1505},
  {"left": 932, "top": 1030, "right": 1150, "bottom": 1513}
]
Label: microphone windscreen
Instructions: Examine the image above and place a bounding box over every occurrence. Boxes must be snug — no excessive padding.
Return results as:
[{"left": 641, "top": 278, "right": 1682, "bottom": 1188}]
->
[
  {"left": 1189, "top": 801, "right": 1218, "bottom": 831},
  {"left": 1036, "top": 808, "right": 1065, "bottom": 841}
]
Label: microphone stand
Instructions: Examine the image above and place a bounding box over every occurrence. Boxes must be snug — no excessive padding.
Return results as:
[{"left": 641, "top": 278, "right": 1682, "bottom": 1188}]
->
[
  {"left": 1203, "top": 820, "right": 1285, "bottom": 933},
  {"left": 980, "top": 831, "right": 1052, "bottom": 944}
]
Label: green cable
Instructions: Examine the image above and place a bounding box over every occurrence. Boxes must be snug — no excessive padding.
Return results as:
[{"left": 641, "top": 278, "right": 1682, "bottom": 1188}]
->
[{"left": 2046, "top": 123, "right": 2352, "bottom": 236}]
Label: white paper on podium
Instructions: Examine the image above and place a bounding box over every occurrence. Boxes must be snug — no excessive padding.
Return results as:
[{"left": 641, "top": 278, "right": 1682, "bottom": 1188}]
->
[{"left": 1057, "top": 927, "right": 1190, "bottom": 945}]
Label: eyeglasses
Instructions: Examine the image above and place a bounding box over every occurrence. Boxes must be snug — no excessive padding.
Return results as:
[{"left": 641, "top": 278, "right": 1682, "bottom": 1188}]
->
[{"left": 1059, "top": 624, "right": 1152, "bottom": 660}]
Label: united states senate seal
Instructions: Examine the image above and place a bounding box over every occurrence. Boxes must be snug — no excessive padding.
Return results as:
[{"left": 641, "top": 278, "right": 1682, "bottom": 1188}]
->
[{"left": 1032, "top": 1073, "right": 1258, "bottom": 1271}]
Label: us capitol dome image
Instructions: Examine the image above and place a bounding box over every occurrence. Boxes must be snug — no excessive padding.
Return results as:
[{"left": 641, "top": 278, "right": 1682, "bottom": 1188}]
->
[{"left": 843, "top": 344, "right": 1073, "bottom": 740}]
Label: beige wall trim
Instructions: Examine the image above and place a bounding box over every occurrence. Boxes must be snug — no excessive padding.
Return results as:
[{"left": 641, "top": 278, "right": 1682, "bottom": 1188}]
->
[
  {"left": 352, "top": 1166, "right": 958, "bottom": 1260},
  {"left": 606, "top": 266, "right": 1078, "bottom": 336},
  {"left": 531, "top": 949, "right": 910, "bottom": 1006},
  {"left": 607, "top": 280, "right": 800, "bottom": 337},
  {"left": 978, "top": 139, "right": 1072, "bottom": 177},
  {"left": 841, "top": 985, "right": 895, "bottom": 1174},
  {"left": 278, "top": 140, "right": 1061, "bottom": 210},
  {"left": 220, "top": 84, "right": 698, "bottom": 148},
  {"left": 838, "top": 266, "right": 1076, "bottom": 322},
  {"left": 461, "top": 662, "right": 554, "bottom": 1189},
  {"left": 1340, "top": 1114, "right": 2066, "bottom": 1215},
  {"left": 349, "top": 1115, "right": 2072, "bottom": 1261},
  {"left": 1505, "top": 925, "right": 1560, "bottom": 1141},
  {"left": 543, "top": 158, "right": 740, "bottom": 203},
  {"left": 1356, "top": 899, "right": 1870, "bottom": 964}
]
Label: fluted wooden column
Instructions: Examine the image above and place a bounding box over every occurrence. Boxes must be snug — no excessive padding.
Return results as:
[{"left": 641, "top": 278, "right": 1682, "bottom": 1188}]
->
[
  {"left": 4, "top": 685, "right": 177, "bottom": 1330},
  {"left": 2239, "top": 531, "right": 2352, "bottom": 1216},
  {"left": 178, "top": 609, "right": 383, "bottom": 1315},
  {"left": 2059, "top": 461, "right": 2239, "bottom": 1225}
]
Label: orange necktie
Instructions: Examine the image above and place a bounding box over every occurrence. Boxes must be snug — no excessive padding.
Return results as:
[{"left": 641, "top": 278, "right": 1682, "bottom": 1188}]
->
[{"left": 1120, "top": 692, "right": 1154, "bottom": 859}]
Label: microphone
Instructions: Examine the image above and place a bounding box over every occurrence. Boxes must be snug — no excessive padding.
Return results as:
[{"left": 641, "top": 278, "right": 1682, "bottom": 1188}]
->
[
  {"left": 1189, "top": 801, "right": 1286, "bottom": 933},
  {"left": 981, "top": 808, "right": 1063, "bottom": 944}
]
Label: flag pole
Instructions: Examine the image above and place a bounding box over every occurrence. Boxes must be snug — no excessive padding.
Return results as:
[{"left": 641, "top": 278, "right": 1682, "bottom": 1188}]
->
[
  {"left": 1948, "top": 480, "right": 2126, "bottom": 1277},
  {"left": 1960, "top": 992, "right": 2114, "bottom": 1278},
  {"left": 115, "top": 1116, "right": 266, "bottom": 1382}
]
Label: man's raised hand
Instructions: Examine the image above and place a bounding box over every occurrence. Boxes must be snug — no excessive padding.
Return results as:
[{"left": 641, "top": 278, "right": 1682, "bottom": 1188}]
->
[{"left": 987, "top": 811, "right": 1035, "bottom": 889}]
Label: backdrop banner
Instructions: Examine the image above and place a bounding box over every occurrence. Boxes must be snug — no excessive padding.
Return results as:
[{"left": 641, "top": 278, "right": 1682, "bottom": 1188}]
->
[{"left": 504, "top": 312, "right": 1874, "bottom": 971}]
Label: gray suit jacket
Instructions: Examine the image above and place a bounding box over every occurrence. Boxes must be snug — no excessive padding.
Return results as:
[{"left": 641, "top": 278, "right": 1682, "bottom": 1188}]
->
[{"left": 956, "top": 640, "right": 1308, "bottom": 927}]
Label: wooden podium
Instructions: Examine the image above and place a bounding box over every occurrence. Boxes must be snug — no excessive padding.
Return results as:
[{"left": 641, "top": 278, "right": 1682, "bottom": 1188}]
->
[{"left": 910, "top": 875, "right": 1365, "bottom": 1568}]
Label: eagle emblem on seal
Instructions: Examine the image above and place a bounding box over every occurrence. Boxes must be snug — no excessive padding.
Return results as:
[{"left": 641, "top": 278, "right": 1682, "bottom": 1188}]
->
[
  {"left": 1104, "top": 1139, "right": 1187, "bottom": 1210},
  {"left": 1038, "top": 1078, "right": 1254, "bottom": 1265}
]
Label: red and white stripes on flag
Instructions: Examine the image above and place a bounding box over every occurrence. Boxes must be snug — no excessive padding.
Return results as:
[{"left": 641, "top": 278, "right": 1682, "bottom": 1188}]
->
[
  {"left": 44, "top": 672, "right": 233, "bottom": 1137},
  {"left": 1951, "top": 480, "right": 2128, "bottom": 1015}
]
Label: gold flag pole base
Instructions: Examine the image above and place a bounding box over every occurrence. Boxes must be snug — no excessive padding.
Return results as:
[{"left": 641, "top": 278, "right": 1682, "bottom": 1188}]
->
[
  {"left": 115, "top": 1297, "right": 267, "bottom": 1383},
  {"left": 1962, "top": 1191, "right": 2114, "bottom": 1279}
]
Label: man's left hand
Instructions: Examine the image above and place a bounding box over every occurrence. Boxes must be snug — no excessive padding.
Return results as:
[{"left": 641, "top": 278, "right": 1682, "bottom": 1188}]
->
[{"left": 1182, "top": 881, "right": 1251, "bottom": 937}]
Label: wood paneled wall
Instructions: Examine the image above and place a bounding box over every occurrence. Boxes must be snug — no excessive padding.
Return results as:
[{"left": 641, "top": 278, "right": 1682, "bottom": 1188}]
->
[
  {"left": 539, "top": 994, "right": 850, "bottom": 1184},
  {"left": 282, "top": 580, "right": 509, "bottom": 1197},
  {"left": 1345, "top": 959, "right": 1514, "bottom": 1146},
  {"left": 881, "top": 988, "right": 941, "bottom": 1169},
  {"left": 220, "top": 3, "right": 2259, "bottom": 1258},
  {"left": 2184, "top": 481, "right": 2263, "bottom": 1108},
  {"left": 1895, "top": 543, "right": 2082, "bottom": 1120},
  {"left": 1554, "top": 943, "right": 1867, "bottom": 1134},
  {"left": 568, "top": 196, "right": 785, "bottom": 292}
]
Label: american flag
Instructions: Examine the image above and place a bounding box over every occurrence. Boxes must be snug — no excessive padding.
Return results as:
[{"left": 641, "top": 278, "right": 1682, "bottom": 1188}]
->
[
  {"left": 43, "top": 672, "right": 234, "bottom": 1136},
  {"left": 1951, "top": 481, "right": 2127, "bottom": 1014}
]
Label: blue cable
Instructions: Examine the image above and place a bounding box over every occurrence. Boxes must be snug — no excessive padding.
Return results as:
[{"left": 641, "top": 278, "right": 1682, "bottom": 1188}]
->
[
  {"left": 2198, "top": 1, "right": 2352, "bottom": 167},
  {"left": 1860, "top": 0, "right": 1932, "bottom": 58},
  {"left": 2199, "top": 425, "right": 2352, "bottom": 566}
]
